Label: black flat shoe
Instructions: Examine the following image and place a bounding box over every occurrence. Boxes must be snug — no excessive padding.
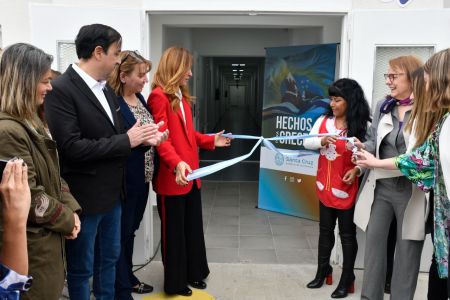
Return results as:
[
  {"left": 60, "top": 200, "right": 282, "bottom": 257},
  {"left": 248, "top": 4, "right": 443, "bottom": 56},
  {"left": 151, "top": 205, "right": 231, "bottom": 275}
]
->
[
  {"left": 188, "top": 280, "right": 207, "bottom": 289},
  {"left": 132, "top": 282, "right": 154, "bottom": 294},
  {"left": 176, "top": 287, "right": 192, "bottom": 297}
]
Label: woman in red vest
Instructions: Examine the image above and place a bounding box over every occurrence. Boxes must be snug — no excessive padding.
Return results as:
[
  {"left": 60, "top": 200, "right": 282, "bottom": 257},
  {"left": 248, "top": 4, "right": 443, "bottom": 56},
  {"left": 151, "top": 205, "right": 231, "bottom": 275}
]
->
[
  {"left": 304, "top": 78, "right": 371, "bottom": 298},
  {"left": 148, "top": 47, "right": 231, "bottom": 297}
]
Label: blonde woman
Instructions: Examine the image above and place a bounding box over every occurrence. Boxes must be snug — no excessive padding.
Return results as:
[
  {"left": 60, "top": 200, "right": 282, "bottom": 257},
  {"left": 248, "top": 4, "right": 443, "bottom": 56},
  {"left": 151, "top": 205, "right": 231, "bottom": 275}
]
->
[
  {"left": 357, "top": 48, "right": 450, "bottom": 298},
  {"left": 0, "top": 43, "right": 81, "bottom": 300},
  {"left": 108, "top": 50, "right": 167, "bottom": 299},
  {"left": 354, "top": 55, "right": 424, "bottom": 300},
  {"left": 148, "top": 47, "right": 231, "bottom": 296}
]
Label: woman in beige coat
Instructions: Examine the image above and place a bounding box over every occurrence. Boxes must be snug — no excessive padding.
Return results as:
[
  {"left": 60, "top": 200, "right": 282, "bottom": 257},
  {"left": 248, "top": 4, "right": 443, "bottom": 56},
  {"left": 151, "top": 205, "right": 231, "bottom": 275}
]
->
[{"left": 354, "top": 55, "right": 425, "bottom": 300}]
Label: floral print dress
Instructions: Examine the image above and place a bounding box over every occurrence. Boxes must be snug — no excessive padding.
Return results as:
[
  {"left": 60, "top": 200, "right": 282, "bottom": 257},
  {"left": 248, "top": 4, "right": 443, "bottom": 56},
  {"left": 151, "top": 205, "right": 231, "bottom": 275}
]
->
[{"left": 394, "top": 112, "right": 450, "bottom": 278}]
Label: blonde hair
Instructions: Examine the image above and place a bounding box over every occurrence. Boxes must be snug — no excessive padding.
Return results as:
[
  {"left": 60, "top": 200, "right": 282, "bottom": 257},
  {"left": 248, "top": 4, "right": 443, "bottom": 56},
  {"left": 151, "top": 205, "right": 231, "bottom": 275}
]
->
[
  {"left": 389, "top": 55, "right": 423, "bottom": 84},
  {"left": 152, "top": 47, "right": 193, "bottom": 111},
  {"left": 108, "top": 50, "right": 152, "bottom": 96},
  {"left": 0, "top": 43, "right": 52, "bottom": 125},
  {"left": 404, "top": 67, "right": 449, "bottom": 147},
  {"left": 424, "top": 48, "right": 450, "bottom": 112}
]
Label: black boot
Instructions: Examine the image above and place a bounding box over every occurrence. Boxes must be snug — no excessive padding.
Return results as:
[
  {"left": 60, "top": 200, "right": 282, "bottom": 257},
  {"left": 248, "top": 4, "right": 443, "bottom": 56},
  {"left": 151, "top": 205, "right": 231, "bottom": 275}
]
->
[
  {"left": 331, "top": 233, "right": 358, "bottom": 298},
  {"left": 307, "top": 263, "right": 333, "bottom": 288},
  {"left": 307, "top": 222, "right": 334, "bottom": 289},
  {"left": 331, "top": 272, "right": 355, "bottom": 298}
]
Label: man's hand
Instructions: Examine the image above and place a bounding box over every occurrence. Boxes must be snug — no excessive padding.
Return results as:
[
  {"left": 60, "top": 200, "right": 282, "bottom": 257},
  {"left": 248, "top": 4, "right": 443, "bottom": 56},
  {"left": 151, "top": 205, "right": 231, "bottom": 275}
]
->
[
  {"left": 143, "top": 121, "right": 169, "bottom": 146},
  {"left": 175, "top": 161, "right": 192, "bottom": 186}
]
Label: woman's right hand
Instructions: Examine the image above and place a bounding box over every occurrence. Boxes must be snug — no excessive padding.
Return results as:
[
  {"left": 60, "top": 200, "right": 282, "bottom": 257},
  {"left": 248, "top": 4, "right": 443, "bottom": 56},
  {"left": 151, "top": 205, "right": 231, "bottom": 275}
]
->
[
  {"left": 0, "top": 159, "right": 30, "bottom": 227},
  {"left": 175, "top": 161, "right": 192, "bottom": 186},
  {"left": 320, "top": 135, "right": 338, "bottom": 146}
]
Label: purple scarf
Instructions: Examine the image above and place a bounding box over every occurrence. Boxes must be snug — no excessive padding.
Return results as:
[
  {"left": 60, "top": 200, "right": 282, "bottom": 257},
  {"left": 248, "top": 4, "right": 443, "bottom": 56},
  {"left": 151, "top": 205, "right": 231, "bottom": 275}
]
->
[{"left": 380, "top": 96, "right": 413, "bottom": 114}]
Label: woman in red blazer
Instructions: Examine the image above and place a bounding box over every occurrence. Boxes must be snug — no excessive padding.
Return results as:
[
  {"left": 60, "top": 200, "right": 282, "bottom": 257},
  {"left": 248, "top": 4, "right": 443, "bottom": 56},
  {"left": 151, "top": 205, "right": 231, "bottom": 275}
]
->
[{"left": 148, "top": 47, "right": 230, "bottom": 297}]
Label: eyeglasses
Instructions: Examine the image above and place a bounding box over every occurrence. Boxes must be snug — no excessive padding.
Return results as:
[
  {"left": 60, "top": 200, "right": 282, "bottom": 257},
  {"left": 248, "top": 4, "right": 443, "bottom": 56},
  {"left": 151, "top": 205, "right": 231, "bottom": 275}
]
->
[
  {"left": 119, "top": 50, "right": 142, "bottom": 66},
  {"left": 383, "top": 73, "right": 405, "bottom": 81}
]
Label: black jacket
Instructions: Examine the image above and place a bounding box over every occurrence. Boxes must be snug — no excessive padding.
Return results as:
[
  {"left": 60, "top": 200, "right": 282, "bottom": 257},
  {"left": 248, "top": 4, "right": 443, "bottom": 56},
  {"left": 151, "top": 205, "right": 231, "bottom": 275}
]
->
[{"left": 45, "top": 65, "right": 131, "bottom": 214}]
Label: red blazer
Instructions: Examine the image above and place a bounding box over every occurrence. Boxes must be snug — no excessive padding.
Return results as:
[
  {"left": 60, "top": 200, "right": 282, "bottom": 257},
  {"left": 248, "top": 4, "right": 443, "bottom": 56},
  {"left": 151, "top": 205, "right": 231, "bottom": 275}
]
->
[{"left": 148, "top": 86, "right": 215, "bottom": 195}]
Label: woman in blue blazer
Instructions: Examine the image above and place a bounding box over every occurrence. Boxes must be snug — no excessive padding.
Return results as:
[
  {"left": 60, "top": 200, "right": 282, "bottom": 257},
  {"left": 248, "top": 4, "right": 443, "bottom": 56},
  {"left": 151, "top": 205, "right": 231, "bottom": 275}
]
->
[{"left": 108, "top": 50, "right": 167, "bottom": 300}]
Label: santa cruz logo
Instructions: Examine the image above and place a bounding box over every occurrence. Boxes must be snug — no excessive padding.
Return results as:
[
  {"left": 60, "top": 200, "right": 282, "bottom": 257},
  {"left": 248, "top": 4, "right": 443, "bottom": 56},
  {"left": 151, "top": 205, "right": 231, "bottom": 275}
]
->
[{"left": 275, "top": 153, "right": 284, "bottom": 166}]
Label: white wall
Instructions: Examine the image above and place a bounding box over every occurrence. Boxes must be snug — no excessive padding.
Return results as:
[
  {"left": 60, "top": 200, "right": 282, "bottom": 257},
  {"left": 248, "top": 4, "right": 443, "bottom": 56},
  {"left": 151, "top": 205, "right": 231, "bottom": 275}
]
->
[
  {"left": 29, "top": 4, "right": 144, "bottom": 70},
  {"left": 143, "top": 0, "right": 351, "bottom": 13},
  {"left": 192, "top": 28, "right": 290, "bottom": 57},
  {"left": 349, "top": 9, "right": 450, "bottom": 106},
  {"left": 352, "top": 0, "right": 443, "bottom": 9},
  {"left": 149, "top": 14, "right": 343, "bottom": 81},
  {"left": 288, "top": 27, "right": 322, "bottom": 46}
]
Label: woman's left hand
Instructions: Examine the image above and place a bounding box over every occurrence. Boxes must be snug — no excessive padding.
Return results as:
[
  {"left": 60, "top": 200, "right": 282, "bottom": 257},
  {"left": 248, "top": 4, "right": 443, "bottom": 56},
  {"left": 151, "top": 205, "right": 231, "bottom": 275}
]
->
[
  {"left": 342, "top": 168, "right": 358, "bottom": 185},
  {"left": 214, "top": 130, "right": 231, "bottom": 147}
]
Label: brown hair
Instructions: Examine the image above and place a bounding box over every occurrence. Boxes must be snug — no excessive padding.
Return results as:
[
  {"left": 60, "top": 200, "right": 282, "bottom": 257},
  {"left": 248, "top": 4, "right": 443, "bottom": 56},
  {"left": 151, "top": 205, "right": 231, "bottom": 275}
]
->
[
  {"left": 0, "top": 43, "right": 52, "bottom": 126},
  {"left": 108, "top": 50, "right": 152, "bottom": 96},
  {"left": 424, "top": 48, "right": 450, "bottom": 112},
  {"left": 389, "top": 55, "right": 423, "bottom": 88},
  {"left": 152, "top": 47, "right": 193, "bottom": 111}
]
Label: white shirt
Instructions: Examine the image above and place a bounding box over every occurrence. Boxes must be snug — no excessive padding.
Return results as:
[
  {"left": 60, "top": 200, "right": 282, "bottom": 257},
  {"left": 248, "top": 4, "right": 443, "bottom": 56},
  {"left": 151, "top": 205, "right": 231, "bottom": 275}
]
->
[
  {"left": 440, "top": 116, "right": 450, "bottom": 197},
  {"left": 176, "top": 88, "right": 186, "bottom": 124},
  {"left": 72, "top": 63, "right": 114, "bottom": 124}
]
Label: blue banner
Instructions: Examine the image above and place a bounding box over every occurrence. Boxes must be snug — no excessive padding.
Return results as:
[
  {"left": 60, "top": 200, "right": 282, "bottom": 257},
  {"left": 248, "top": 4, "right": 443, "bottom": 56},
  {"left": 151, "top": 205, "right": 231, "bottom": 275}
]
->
[{"left": 258, "top": 44, "right": 338, "bottom": 220}]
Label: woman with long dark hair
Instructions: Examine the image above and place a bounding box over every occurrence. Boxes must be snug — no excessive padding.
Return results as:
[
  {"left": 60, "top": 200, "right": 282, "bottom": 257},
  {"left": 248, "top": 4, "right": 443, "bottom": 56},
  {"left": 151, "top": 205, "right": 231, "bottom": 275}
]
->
[{"left": 304, "top": 78, "right": 371, "bottom": 298}]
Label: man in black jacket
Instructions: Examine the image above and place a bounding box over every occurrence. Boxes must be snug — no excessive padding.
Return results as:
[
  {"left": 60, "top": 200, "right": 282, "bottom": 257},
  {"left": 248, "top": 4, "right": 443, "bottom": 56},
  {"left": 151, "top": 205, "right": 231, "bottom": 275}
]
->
[{"left": 45, "top": 24, "right": 158, "bottom": 300}]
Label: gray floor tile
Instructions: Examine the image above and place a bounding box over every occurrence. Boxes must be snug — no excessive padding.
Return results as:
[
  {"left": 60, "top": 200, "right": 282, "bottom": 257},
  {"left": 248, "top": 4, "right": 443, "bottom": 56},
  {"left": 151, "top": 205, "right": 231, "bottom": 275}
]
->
[
  {"left": 240, "top": 223, "right": 272, "bottom": 235},
  {"left": 306, "top": 234, "right": 319, "bottom": 250},
  {"left": 240, "top": 201, "right": 259, "bottom": 208},
  {"left": 276, "top": 249, "right": 316, "bottom": 264},
  {"left": 208, "top": 215, "right": 239, "bottom": 226},
  {"left": 211, "top": 206, "right": 240, "bottom": 216},
  {"left": 239, "top": 249, "right": 278, "bottom": 264},
  {"left": 274, "top": 235, "right": 310, "bottom": 249},
  {"left": 206, "top": 235, "right": 239, "bottom": 248},
  {"left": 216, "top": 184, "right": 240, "bottom": 196},
  {"left": 271, "top": 224, "right": 306, "bottom": 236},
  {"left": 240, "top": 207, "right": 267, "bottom": 216},
  {"left": 206, "top": 224, "right": 239, "bottom": 235},
  {"left": 239, "top": 235, "right": 274, "bottom": 249},
  {"left": 214, "top": 197, "right": 240, "bottom": 207},
  {"left": 206, "top": 248, "right": 240, "bottom": 263},
  {"left": 269, "top": 215, "right": 304, "bottom": 226},
  {"left": 240, "top": 214, "right": 269, "bottom": 225}
]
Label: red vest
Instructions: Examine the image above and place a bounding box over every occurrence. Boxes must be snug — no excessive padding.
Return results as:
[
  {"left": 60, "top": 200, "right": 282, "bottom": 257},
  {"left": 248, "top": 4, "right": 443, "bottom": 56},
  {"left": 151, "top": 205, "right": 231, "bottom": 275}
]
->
[{"left": 316, "top": 117, "right": 358, "bottom": 209}]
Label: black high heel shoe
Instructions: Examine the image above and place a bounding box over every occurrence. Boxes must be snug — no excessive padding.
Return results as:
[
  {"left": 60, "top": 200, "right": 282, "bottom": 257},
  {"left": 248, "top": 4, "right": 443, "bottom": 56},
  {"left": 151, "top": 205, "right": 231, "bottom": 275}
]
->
[
  {"left": 331, "top": 273, "right": 355, "bottom": 298},
  {"left": 307, "top": 264, "right": 333, "bottom": 288}
]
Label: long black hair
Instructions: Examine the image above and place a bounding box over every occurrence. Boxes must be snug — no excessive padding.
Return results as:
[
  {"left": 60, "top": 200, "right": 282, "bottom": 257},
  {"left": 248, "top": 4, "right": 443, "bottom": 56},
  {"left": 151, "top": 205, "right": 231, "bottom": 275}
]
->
[{"left": 326, "top": 78, "right": 371, "bottom": 141}]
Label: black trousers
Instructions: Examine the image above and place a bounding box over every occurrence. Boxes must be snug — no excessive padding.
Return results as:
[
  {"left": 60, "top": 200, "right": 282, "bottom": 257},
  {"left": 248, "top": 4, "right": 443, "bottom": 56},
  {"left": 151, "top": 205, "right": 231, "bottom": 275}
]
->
[
  {"left": 157, "top": 182, "right": 209, "bottom": 294},
  {"left": 318, "top": 202, "right": 358, "bottom": 274}
]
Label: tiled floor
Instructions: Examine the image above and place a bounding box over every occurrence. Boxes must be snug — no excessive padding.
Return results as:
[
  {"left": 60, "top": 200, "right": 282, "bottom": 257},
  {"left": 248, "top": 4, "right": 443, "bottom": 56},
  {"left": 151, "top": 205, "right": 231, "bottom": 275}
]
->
[
  {"left": 135, "top": 181, "right": 428, "bottom": 300},
  {"left": 151, "top": 181, "right": 319, "bottom": 265}
]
